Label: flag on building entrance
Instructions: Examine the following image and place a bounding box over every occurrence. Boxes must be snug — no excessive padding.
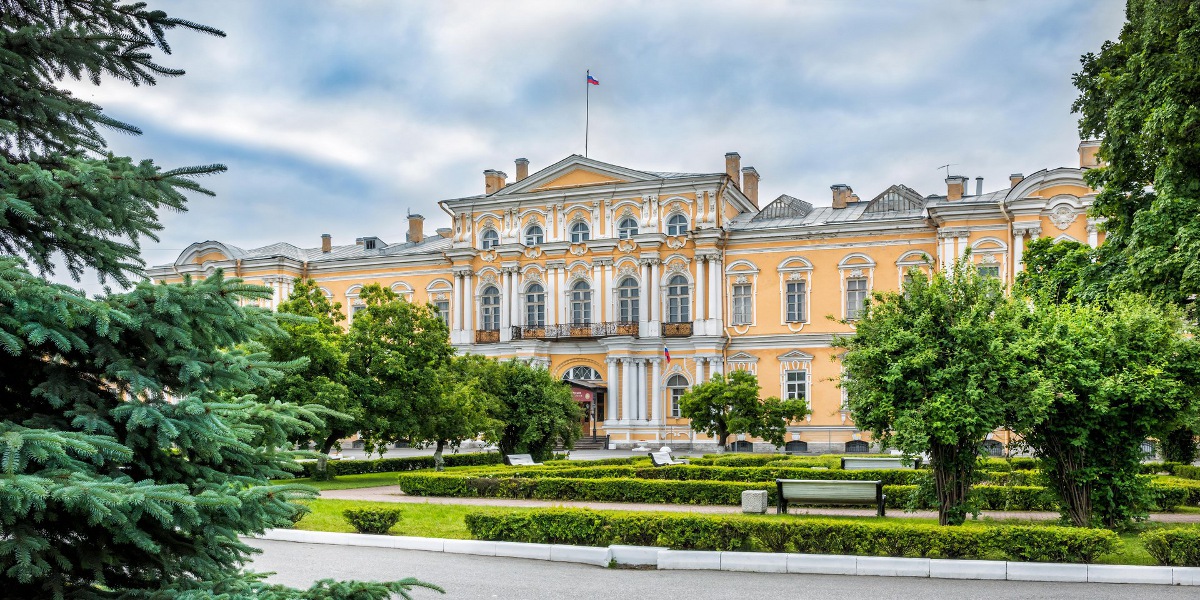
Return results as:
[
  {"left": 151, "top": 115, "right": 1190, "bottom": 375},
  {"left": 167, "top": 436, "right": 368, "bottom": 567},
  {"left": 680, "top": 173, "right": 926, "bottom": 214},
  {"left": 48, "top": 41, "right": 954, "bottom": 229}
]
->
[
  {"left": 587, "top": 73, "right": 599, "bottom": 85},
  {"left": 664, "top": 347, "right": 671, "bottom": 363}
]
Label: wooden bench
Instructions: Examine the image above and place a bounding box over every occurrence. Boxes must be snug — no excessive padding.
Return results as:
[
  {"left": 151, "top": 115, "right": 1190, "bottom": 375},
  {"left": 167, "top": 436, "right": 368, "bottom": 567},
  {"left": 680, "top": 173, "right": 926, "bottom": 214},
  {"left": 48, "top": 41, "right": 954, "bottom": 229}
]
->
[
  {"left": 649, "top": 451, "right": 689, "bottom": 466},
  {"left": 840, "top": 456, "right": 921, "bottom": 470},
  {"left": 776, "top": 479, "right": 886, "bottom": 517},
  {"left": 504, "top": 453, "right": 542, "bottom": 466}
]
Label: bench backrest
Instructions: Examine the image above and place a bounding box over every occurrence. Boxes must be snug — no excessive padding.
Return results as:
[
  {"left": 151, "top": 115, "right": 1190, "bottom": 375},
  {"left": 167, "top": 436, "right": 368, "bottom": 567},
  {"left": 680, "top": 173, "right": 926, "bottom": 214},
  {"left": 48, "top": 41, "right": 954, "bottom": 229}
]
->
[
  {"left": 776, "top": 479, "right": 881, "bottom": 504},
  {"left": 649, "top": 451, "right": 673, "bottom": 466},
  {"left": 841, "top": 457, "right": 919, "bottom": 470},
  {"left": 506, "top": 454, "right": 537, "bottom": 466}
]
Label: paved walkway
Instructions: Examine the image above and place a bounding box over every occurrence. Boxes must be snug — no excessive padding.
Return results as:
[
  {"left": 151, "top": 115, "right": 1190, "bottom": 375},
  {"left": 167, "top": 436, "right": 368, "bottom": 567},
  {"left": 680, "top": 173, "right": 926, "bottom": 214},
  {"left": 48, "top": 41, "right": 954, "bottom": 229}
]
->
[{"left": 319, "top": 486, "right": 1200, "bottom": 523}]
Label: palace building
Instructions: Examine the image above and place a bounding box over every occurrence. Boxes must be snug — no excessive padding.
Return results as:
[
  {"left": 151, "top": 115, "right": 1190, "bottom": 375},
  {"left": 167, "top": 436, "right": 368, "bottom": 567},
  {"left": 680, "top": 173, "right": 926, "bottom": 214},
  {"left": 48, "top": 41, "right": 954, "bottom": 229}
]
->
[{"left": 148, "top": 140, "right": 1105, "bottom": 452}]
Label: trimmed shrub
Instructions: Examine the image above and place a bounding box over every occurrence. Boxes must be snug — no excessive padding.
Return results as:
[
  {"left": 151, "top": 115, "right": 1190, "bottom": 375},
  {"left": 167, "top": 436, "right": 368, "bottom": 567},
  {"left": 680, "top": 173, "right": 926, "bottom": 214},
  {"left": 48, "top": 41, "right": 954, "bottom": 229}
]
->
[
  {"left": 882, "top": 485, "right": 1057, "bottom": 511},
  {"left": 496, "top": 464, "right": 925, "bottom": 486},
  {"left": 1175, "top": 465, "right": 1200, "bottom": 480},
  {"left": 1139, "top": 461, "right": 1182, "bottom": 476},
  {"left": 1148, "top": 483, "right": 1191, "bottom": 511},
  {"left": 464, "top": 509, "right": 1120, "bottom": 563},
  {"left": 398, "top": 473, "right": 774, "bottom": 505},
  {"left": 763, "top": 456, "right": 843, "bottom": 469},
  {"left": 299, "top": 452, "right": 503, "bottom": 477},
  {"left": 1141, "top": 527, "right": 1200, "bottom": 566},
  {"left": 343, "top": 508, "right": 403, "bottom": 535},
  {"left": 980, "top": 457, "right": 1040, "bottom": 472}
]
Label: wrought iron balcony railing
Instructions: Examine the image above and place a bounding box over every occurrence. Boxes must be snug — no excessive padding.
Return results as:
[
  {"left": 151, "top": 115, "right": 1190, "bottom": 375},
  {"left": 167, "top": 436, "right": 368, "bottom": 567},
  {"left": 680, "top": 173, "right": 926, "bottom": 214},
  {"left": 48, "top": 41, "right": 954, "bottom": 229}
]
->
[
  {"left": 475, "top": 329, "right": 500, "bottom": 344},
  {"left": 662, "top": 321, "right": 694, "bottom": 338},
  {"left": 511, "top": 321, "right": 639, "bottom": 341}
]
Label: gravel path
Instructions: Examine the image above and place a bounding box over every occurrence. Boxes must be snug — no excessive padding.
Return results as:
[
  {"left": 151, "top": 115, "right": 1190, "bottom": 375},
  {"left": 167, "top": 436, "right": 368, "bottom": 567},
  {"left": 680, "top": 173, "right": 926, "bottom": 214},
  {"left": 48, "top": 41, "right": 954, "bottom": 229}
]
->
[{"left": 318, "top": 485, "right": 1200, "bottom": 523}]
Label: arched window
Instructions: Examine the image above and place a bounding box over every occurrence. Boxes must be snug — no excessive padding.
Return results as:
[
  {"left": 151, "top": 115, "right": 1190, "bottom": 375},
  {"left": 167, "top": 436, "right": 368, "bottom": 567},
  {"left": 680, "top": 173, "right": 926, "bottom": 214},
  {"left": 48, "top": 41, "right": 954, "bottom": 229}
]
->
[
  {"left": 845, "top": 440, "right": 870, "bottom": 454},
  {"left": 617, "top": 217, "right": 639, "bottom": 239},
  {"left": 666, "top": 275, "right": 690, "bottom": 323},
  {"left": 981, "top": 439, "right": 1004, "bottom": 457},
  {"left": 570, "top": 221, "right": 591, "bottom": 243},
  {"left": 481, "top": 228, "right": 499, "bottom": 250},
  {"left": 666, "top": 213, "right": 689, "bottom": 236},
  {"left": 667, "top": 374, "right": 689, "bottom": 418},
  {"left": 563, "top": 366, "right": 602, "bottom": 381},
  {"left": 525, "top": 283, "right": 545, "bottom": 326},
  {"left": 785, "top": 440, "right": 808, "bottom": 453},
  {"left": 729, "top": 440, "right": 753, "bottom": 453},
  {"left": 570, "top": 280, "right": 592, "bottom": 324},
  {"left": 524, "top": 225, "right": 544, "bottom": 246},
  {"left": 480, "top": 285, "right": 500, "bottom": 330},
  {"left": 617, "top": 276, "right": 639, "bottom": 323}
]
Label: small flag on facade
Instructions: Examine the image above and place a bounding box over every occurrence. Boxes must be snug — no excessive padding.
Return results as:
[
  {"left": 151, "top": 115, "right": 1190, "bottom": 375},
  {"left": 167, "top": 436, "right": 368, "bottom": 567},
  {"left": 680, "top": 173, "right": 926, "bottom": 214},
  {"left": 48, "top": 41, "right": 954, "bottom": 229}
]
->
[
  {"left": 664, "top": 347, "right": 671, "bottom": 363},
  {"left": 587, "top": 73, "right": 599, "bottom": 85}
]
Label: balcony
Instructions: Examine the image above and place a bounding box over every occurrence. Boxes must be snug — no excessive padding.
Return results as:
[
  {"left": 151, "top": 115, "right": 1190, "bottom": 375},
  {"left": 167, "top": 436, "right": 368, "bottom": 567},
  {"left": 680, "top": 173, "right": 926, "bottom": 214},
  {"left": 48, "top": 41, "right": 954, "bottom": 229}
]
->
[
  {"left": 475, "top": 329, "right": 500, "bottom": 344},
  {"left": 662, "top": 321, "right": 693, "bottom": 338},
  {"left": 511, "top": 321, "right": 639, "bottom": 341}
]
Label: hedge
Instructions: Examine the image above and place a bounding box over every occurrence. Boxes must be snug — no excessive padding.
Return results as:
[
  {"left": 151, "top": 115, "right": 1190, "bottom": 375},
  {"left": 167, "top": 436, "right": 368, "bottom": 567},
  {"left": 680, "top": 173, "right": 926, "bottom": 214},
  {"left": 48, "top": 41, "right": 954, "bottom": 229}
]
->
[
  {"left": 1175, "top": 465, "right": 1200, "bottom": 480},
  {"left": 1141, "top": 527, "right": 1200, "bottom": 566},
  {"left": 299, "top": 451, "right": 503, "bottom": 477},
  {"left": 463, "top": 509, "right": 1120, "bottom": 563},
  {"left": 493, "top": 465, "right": 926, "bottom": 486},
  {"left": 1140, "top": 461, "right": 1183, "bottom": 476},
  {"left": 398, "top": 473, "right": 773, "bottom": 505}
]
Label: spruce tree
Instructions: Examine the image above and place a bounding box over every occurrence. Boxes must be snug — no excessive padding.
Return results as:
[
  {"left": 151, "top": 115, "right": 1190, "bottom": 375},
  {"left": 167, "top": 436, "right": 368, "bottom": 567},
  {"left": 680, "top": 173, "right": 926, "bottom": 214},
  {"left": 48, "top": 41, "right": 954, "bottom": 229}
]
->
[{"left": 1, "top": 2, "right": 437, "bottom": 598}]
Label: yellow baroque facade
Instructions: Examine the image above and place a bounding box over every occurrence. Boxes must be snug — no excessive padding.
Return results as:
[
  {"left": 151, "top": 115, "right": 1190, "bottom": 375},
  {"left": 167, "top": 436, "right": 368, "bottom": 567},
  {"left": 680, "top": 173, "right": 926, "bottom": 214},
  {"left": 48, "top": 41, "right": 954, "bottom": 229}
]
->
[{"left": 148, "top": 141, "right": 1105, "bottom": 452}]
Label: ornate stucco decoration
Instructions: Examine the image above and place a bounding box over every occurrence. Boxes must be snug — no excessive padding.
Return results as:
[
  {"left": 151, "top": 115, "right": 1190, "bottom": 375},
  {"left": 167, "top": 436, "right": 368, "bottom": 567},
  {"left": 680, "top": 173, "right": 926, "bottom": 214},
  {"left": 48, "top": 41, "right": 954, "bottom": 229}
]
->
[
  {"left": 1050, "top": 205, "right": 1076, "bottom": 230},
  {"left": 617, "top": 264, "right": 639, "bottom": 280},
  {"left": 523, "top": 247, "right": 542, "bottom": 259},
  {"left": 848, "top": 268, "right": 864, "bottom": 278},
  {"left": 733, "top": 275, "right": 749, "bottom": 284},
  {"left": 479, "top": 273, "right": 498, "bottom": 286},
  {"left": 665, "top": 236, "right": 686, "bottom": 249},
  {"left": 617, "top": 239, "right": 637, "bottom": 253},
  {"left": 481, "top": 250, "right": 497, "bottom": 262},
  {"left": 430, "top": 292, "right": 448, "bottom": 301},
  {"left": 569, "top": 243, "right": 588, "bottom": 256}
]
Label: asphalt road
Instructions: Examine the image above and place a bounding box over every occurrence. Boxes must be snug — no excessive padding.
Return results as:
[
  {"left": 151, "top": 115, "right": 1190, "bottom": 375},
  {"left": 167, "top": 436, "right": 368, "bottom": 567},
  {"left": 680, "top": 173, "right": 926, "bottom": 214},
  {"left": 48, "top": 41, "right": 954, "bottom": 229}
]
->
[{"left": 245, "top": 539, "right": 1191, "bottom": 600}]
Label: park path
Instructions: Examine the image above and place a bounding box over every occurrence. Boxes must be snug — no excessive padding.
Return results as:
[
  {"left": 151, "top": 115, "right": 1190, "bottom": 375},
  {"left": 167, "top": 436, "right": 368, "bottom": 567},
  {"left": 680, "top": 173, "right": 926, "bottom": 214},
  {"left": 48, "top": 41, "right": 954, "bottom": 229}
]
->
[{"left": 319, "top": 485, "right": 1200, "bottom": 523}]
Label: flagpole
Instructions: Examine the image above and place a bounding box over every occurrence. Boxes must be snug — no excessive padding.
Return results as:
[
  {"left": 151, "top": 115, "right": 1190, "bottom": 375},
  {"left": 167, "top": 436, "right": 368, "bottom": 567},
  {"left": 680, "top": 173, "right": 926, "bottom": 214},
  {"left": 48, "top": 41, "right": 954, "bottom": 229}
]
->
[{"left": 585, "top": 69, "right": 590, "bottom": 158}]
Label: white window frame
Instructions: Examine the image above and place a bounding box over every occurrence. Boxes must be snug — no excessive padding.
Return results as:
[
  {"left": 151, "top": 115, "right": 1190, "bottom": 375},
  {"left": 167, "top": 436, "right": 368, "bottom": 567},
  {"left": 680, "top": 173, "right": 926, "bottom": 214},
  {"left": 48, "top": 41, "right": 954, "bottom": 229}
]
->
[
  {"left": 845, "top": 277, "right": 868, "bottom": 320},
  {"left": 837, "top": 254, "right": 875, "bottom": 322},
  {"left": 666, "top": 374, "right": 689, "bottom": 418},
  {"left": 480, "top": 285, "right": 501, "bottom": 330},
  {"left": 435, "top": 300, "right": 450, "bottom": 325},
  {"left": 481, "top": 228, "right": 499, "bottom": 250},
  {"left": 665, "top": 274, "right": 691, "bottom": 323},
  {"left": 732, "top": 283, "right": 753, "bottom": 325},
  {"left": 569, "top": 280, "right": 592, "bottom": 324},
  {"left": 570, "top": 221, "right": 591, "bottom": 244},
  {"left": 616, "top": 276, "right": 639, "bottom": 323},
  {"left": 525, "top": 283, "right": 546, "bottom": 326},
  {"left": 524, "top": 224, "right": 544, "bottom": 246},
  {"left": 783, "top": 369, "right": 809, "bottom": 403},
  {"left": 617, "top": 217, "right": 639, "bottom": 239},
  {"left": 725, "top": 261, "right": 760, "bottom": 331},
  {"left": 666, "top": 213, "right": 689, "bottom": 236}
]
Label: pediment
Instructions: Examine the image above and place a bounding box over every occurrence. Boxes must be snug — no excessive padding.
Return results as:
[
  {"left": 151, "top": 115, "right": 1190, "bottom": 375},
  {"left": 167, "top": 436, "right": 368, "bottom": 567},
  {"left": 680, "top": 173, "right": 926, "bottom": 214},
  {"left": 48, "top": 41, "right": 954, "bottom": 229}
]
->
[
  {"left": 728, "top": 352, "right": 759, "bottom": 363},
  {"left": 492, "top": 155, "right": 662, "bottom": 196},
  {"left": 534, "top": 168, "right": 628, "bottom": 190},
  {"left": 777, "top": 350, "right": 814, "bottom": 361}
]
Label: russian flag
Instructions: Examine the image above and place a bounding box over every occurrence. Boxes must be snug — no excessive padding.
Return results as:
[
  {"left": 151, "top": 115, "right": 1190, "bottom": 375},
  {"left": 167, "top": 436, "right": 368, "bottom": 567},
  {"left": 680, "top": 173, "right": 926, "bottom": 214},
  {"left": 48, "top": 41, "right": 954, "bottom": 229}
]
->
[
  {"left": 664, "top": 347, "right": 671, "bottom": 363},
  {"left": 587, "top": 73, "right": 599, "bottom": 85}
]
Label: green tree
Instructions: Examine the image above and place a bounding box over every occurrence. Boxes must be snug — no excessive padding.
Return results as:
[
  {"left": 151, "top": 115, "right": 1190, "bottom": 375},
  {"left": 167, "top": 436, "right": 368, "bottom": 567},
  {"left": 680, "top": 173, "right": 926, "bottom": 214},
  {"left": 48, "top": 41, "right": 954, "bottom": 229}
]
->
[
  {"left": 0, "top": 2, "right": 435, "bottom": 598},
  {"left": 415, "top": 354, "right": 503, "bottom": 471},
  {"left": 345, "top": 284, "right": 456, "bottom": 457},
  {"left": 257, "top": 278, "right": 355, "bottom": 454},
  {"left": 493, "top": 360, "right": 582, "bottom": 462},
  {"left": 1012, "top": 297, "right": 1200, "bottom": 528},
  {"left": 836, "top": 263, "right": 1038, "bottom": 525},
  {"left": 1015, "top": 238, "right": 1111, "bottom": 305},
  {"left": 1072, "top": 0, "right": 1200, "bottom": 317},
  {"left": 678, "top": 370, "right": 809, "bottom": 450}
]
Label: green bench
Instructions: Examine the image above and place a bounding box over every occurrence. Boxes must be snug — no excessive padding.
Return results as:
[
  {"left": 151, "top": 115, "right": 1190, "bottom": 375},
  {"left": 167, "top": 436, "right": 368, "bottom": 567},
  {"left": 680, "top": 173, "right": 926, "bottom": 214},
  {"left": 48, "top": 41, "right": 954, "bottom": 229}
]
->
[
  {"left": 775, "top": 479, "right": 886, "bottom": 517},
  {"left": 840, "top": 456, "right": 921, "bottom": 470}
]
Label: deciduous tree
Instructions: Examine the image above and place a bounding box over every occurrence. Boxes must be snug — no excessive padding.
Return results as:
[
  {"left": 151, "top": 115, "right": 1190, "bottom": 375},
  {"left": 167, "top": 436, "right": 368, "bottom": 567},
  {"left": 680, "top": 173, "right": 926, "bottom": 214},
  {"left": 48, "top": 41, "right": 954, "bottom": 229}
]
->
[
  {"left": 678, "top": 370, "right": 809, "bottom": 450},
  {"left": 492, "top": 360, "right": 582, "bottom": 462}
]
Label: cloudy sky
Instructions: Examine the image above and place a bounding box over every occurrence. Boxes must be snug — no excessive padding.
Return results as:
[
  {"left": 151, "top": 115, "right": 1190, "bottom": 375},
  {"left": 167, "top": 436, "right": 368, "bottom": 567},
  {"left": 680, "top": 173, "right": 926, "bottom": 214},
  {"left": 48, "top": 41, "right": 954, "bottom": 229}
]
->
[{"left": 62, "top": 0, "right": 1126, "bottom": 288}]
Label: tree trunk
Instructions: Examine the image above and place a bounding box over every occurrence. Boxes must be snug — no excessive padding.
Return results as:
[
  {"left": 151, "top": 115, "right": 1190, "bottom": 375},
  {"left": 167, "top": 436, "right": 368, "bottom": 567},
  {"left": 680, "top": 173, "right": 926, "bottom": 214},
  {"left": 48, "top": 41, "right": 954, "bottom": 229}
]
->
[
  {"left": 315, "top": 454, "right": 330, "bottom": 481},
  {"left": 434, "top": 440, "right": 446, "bottom": 472},
  {"left": 1044, "top": 436, "right": 1091, "bottom": 527},
  {"left": 930, "top": 442, "right": 973, "bottom": 526},
  {"left": 318, "top": 430, "right": 343, "bottom": 455}
]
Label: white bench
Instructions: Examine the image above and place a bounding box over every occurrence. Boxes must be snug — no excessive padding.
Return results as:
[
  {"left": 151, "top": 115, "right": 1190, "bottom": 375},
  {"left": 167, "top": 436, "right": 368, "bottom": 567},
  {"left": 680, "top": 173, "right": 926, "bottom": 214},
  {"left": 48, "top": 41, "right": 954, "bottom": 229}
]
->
[
  {"left": 649, "top": 451, "right": 689, "bottom": 466},
  {"left": 504, "top": 453, "right": 542, "bottom": 466},
  {"left": 840, "top": 456, "right": 921, "bottom": 470},
  {"left": 776, "top": 479, "right": 886, "bottom": 517}
]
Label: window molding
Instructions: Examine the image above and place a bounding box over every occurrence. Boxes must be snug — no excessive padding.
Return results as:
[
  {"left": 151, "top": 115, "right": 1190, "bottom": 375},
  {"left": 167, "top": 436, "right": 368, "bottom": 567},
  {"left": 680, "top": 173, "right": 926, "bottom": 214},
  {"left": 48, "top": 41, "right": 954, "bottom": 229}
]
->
[
  {"left": 727, "top": 351, "right": 758, "bottom": 375},
  {"left": 837, "top": 253, "right": 875, "bottom": 322},
  {"left": 777, "top": 257, "right": 813, "bottom": 332},
  {"left": 969, "top": 237, "right": 1008, "bottom": 283},
  {"left": 524, "top": 223, "right": 545, "bottom": 246},
  {"left": 480, "top": 227, "right": 500, "bottom": 250},
  {"left": 895, "top": 250, "right": 933, "bottom": 289},
  {"left": 778, "top": 350, "right": 813, "bottom": 418},
  {"left": 725, "top": 260, "right": 760, "bottom": 333},
  {"left": 665, "top": 373, "right": 690, "bottom": 419}
]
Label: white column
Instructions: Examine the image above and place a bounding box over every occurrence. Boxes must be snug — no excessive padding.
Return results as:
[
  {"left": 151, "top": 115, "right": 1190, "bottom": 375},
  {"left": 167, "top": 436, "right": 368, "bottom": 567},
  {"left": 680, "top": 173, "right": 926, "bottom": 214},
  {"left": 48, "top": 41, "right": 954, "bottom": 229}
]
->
[
  {"left": 500, "top": 270, "right": 512, "bottom": 336},
  {"left": 1087, "top": 220, "right": 1099, "bottom": 248},
  {"left": 650, "top": 358, "right": 662, "bottom": 424},
  {"left": 606, "top": 359, "right": 619, "bottom": 421},
  {"left": 712, "top": 258, "right": 724, "bottom": 324},
  {"left": 639, "top": 262, "right": 650, "bottom": 327},
  {"left": 604, "top": 262, "right": 615, "bottom": 322},
  {"left": 636, "top": 359, "right": 646, "bottom": 421},
  {"left": 710, "top": 357, "right": 724, "bottom": 378},
  {"left": 592, "top": 263, "right": 602, "bottom": 323},
  {"left": 621, "top": 358, "right": 633, "bottom": 422},
  {"left": 695, "top": 356, "right": 706, "bottom": 385},
  {"left": 1012, "top": 230, "right": 1025, "bottom": 275},
  {"left": 649, "top": 261, "right": 661, "bottom": 323},
  {"left": 957, "top": 231, "right": 969, "bottom": 263},
  {"left": 695, "top": 256, "right": 707, "bottom": 323},
  {"left": 463, "top": 273, "right": 473, "bottom": 332},
  {"left": 546, "top": 267, "right": 557, "bottom": 327},
  {"left": 557, "top": 267, "right": 567, "bottom": 325}
]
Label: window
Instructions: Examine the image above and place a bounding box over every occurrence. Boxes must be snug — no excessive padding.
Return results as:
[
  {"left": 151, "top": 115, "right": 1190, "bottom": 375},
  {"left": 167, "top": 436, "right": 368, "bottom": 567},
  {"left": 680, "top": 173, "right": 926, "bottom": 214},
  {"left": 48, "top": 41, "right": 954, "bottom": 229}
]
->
[
  {"left": 845, "top": 440, "right": 870, "bottom": 453},
  {"left": 617, "top": 276, "right": 639, "bottom": 323},
  {"left": 525, "top": 283, "right": 545, "bottom": 326},
  {"left": 845, "top": 277, "right": 868, "bottom": 320},
  {"left": 524, "top": 225, "right": 544, "bottom": 246},
  {"left": 570, "top": 280, "right": 592, "bottom": 324},
  {"left": 784, "top": 370, "right": 807, "bottom": 402},
  {"left": 481, "top": 228, "right": 499, "bottom": 250},
  {"left": 563, "top": 366, "right": 602, "bottom": 381},
  {"left": 363, "top": 239, "right": 377, "bottom": 250},
  {"left": 666, "top": 275, "right": 690, "bottom": 323},
  {"left": 785, "top": 281, "right": 806, "bottom": 322},
  {"left": 352, "top": 304, "right": 366, "bottom": 315},
  {"left": 976, "top": 264, "right": 1000, "bottom": 279},
  {"left": 435, "top": 300, "right": 450, "bottom": 325},
  {"left": 667, "top": 375, "right": 689, "bottom": 418},
  {"left": 617, "top": 217, "right": 639, "bottom": 239},
  {"left": 480, "top": 285, "right": 500, "bottom": 330},
  {"left": 732, "top": 283, "right": 753, "bottom": 325},
  {"left": 666, "top": 213, "right": 689, "bottom": 236},
  {"left": 570, "top": 221, "right": 591, "bottom": 243}
]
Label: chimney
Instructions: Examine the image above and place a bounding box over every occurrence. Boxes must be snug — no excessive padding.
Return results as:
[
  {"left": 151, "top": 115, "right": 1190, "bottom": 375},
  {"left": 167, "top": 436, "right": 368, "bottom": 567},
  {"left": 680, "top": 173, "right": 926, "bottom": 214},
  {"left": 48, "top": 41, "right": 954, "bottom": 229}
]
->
[
  {"left": 407, "top": 214, "right": 425, "bottom": 244},
  {"left": 975, "top": 176, "right": 983, "bottom": 197},
  {"left": 740, "top": 166, "right": 760, "bottom": 207},
  {"left": 849, "top": 193, "right": 861, "bottom": 203},
  {"left": 436, "top": 227, "right": 452, "bottom": 238},
  {"left": 515, "top": 158, "right": 530, "bottom": 181},
  {"left": 725, "top": 152, "right": 742, "bottom": 189},
  {"left": 831, "top": 184, "right": 852, "bottom": 209},
  {"left": 1009, "top": 173, "right": 1024, "bottom": 188},
  {"left": 321, "top": 233, "right": 331, "bottom": 253},
  {"left": 945, "top": 175, "right": 967, "bottom": 201},
  {"left": 484, "top": 169, "right": 508, "bottom": 194},
  {"left": 1078, "top": 139, "right": 1102, "bottom": 169}
]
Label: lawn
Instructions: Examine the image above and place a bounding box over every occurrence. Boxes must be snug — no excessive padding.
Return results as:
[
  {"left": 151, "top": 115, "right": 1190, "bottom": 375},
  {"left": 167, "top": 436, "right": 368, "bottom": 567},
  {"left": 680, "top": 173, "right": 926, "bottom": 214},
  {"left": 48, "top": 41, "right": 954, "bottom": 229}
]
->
[
  {"left": 288, "top": 498, "right": 1168, "bottom": 566},
  {"left": 285, "top": 472, "right": 400, "bottom": 491}
]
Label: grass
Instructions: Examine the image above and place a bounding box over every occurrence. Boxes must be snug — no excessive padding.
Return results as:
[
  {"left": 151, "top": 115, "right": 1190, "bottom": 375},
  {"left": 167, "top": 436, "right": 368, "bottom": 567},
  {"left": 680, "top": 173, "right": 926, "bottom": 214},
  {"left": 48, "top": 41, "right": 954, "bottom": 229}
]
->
[{"left": 285, "top": 472, "right": 400, "bottom": 491}]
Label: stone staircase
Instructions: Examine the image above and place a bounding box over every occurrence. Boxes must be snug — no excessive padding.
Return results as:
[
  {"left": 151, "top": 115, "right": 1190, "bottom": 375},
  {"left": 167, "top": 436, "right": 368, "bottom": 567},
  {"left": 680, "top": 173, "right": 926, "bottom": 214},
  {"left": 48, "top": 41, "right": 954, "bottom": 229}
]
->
[{"left": 562, "top": 435, "right": 608, "bottom": 451}]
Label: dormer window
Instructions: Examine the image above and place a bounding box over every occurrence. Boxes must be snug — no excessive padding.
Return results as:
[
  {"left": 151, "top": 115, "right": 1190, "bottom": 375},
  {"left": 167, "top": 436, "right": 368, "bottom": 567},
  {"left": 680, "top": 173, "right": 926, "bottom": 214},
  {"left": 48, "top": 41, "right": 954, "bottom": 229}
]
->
[
  {"left": 524, "top": 225, "right": 544, "bottom": 246},
  {"left": 481, "top": 228, "right": 499, "bottom": 250},
  {"left": 666, "top": 213, "right": 689, "bottom": 236},
  {"left": 617, "top": 217, "right": 639, "bottom": 239},
  {"left": 364, "top": 239, "right": 377, "bottom": 250},
  {"left": 357, "top": 236, "right": 384, "bottom": 250},
  {"left": 570, "top": 221, "right": 591, "bottom": 243}
]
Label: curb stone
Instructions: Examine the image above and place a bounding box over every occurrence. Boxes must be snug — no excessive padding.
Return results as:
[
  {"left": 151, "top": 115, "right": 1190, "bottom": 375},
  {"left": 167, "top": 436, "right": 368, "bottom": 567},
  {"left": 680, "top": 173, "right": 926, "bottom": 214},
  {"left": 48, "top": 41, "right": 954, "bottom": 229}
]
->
[{"left": 255, "top": 529, "right": 1200, "bottom": 586}]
